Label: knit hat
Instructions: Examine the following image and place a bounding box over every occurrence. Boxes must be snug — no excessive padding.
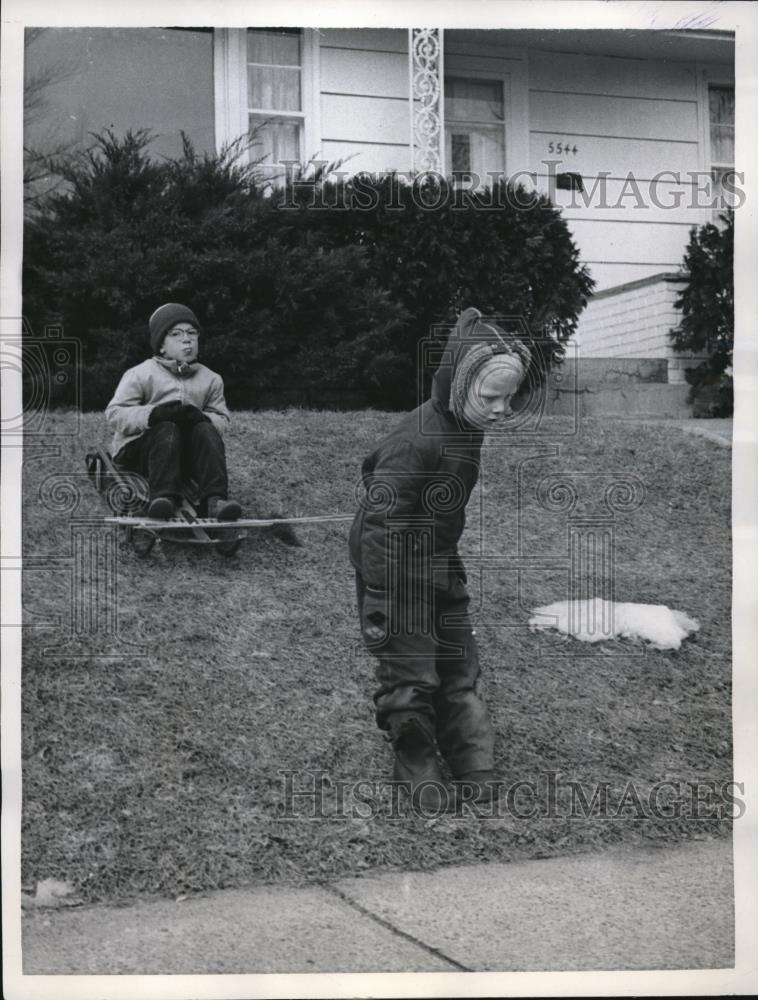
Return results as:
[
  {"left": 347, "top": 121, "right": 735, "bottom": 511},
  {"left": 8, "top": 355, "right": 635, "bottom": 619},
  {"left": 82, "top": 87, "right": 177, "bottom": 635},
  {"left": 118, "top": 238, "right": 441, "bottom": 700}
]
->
[
  {"left": 437, "top": 309, "right": 530, "bottom": 422},
  {"left": 432, "top": 308, "right": 532, "bottom": 421},
  {"left": 149, "top": 303, "right": 200, "bottom": 354}
]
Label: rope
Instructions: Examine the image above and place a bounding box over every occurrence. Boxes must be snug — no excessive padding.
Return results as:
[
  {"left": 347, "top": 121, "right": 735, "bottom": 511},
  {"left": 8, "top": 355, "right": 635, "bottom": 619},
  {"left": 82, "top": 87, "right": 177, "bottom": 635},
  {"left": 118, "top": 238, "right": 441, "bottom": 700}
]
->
[{"left": 104, "top": 513, "right": 355, "bottom": 529}]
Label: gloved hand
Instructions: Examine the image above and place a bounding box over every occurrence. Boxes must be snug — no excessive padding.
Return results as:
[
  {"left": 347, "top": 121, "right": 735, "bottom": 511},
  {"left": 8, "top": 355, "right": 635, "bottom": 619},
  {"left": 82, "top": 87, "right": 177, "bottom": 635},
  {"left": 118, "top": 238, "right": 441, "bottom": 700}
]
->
[
  {"left": 176, "top": 403, "right": 211, "bottom": 427},
  {"left": 361, "top": 589, "right": 388, "bottom": 643},
  {"left": 148, "top": 400, "right": 184, "bottom": 426}
]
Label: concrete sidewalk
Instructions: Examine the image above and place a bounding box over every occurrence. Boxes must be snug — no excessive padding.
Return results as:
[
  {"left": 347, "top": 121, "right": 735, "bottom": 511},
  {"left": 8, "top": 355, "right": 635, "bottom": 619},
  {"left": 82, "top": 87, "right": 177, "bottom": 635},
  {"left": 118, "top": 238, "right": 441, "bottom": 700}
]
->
[{"left": 22, "top": 837, "right": 733, "bottom": 975}]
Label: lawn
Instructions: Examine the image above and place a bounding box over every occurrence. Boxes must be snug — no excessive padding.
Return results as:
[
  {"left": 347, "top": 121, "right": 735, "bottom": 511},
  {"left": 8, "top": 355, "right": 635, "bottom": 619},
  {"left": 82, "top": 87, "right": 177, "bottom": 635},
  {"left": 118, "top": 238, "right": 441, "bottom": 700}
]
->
[{"left": 21, "top": 410, "right": 733, "bottom": 903}]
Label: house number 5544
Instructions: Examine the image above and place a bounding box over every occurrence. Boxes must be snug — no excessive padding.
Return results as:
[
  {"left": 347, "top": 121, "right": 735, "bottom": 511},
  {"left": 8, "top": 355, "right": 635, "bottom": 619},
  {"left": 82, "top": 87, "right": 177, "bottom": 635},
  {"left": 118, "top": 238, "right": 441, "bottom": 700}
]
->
[{"left": 548, "top": 141, "right": 579, "bottom": 154}]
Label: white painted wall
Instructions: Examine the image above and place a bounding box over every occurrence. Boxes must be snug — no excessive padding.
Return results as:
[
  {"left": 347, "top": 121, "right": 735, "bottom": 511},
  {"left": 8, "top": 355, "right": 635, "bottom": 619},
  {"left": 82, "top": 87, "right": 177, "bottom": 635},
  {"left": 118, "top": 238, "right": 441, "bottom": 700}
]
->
[
  {"left": 318, "top": 29, "right": 411, "bottom": 174},
  {"left": 526, "top": 47, "right": 733, "bottom": 292}
]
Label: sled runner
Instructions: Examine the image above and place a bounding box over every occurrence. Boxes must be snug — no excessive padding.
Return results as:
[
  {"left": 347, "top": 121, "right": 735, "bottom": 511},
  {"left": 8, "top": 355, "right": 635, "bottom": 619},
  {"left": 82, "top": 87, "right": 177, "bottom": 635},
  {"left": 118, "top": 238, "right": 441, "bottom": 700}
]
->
[{"left": 85, "top": 446, "right": 352, "bottom": 558}]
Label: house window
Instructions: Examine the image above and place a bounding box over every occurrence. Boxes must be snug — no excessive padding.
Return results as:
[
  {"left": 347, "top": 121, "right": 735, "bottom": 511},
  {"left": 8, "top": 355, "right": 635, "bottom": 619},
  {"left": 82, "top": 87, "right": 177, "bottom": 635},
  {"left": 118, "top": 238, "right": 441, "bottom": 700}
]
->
[
  {"left": 444, "top": 76, "right": 505, "bottom": 184},
  {"left": 708, "top": 85, "right": 735, "bottom": 218},
  {"left": 247, "top": 28, "right": 303, "bottom": 171}
]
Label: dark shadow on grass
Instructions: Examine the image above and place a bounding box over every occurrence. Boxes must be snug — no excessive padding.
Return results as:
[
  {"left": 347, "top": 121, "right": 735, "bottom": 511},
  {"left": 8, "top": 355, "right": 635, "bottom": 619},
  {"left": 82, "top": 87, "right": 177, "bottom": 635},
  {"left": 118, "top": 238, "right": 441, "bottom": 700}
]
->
[{"left": 257, "top": 511, "right": 303, "bottom": 548}]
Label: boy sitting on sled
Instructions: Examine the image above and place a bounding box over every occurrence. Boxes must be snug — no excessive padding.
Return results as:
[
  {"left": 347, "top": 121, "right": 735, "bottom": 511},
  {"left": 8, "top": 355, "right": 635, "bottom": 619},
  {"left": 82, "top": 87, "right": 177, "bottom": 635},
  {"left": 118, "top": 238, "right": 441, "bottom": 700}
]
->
[
  {"left": 105, "top": 303, "right": 241, "bottom": 521},
  {"left": 349, "top": 306, "right": 531, "bottom": 812}
]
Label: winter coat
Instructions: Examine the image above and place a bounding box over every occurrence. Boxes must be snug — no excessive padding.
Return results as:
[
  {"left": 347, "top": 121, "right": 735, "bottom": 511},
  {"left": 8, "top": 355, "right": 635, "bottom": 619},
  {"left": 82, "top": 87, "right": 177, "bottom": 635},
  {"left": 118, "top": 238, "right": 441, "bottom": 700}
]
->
[
  {"left": 105, "top": 358, "right": 231, "bottom": 457},
  {"left": 349, "top": 307, "right": 501, "bottom": 596}
]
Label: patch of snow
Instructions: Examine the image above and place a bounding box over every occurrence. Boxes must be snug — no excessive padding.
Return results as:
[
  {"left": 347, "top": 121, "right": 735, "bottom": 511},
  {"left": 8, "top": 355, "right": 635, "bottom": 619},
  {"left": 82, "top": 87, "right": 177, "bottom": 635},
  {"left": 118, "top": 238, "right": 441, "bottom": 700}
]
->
[
  {"left": 23, "top": 878, "right": 80, "bottom": 909},
  {"left": 529, "top": 599, "right": 700, "bottom": 650}
]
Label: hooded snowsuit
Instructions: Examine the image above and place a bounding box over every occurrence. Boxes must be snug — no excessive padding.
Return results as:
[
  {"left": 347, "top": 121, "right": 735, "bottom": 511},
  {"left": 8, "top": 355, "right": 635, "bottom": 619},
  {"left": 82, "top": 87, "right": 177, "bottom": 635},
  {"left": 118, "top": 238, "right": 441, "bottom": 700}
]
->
[{"left": 348, "top": 307, "right": 529, "bottom": 778}]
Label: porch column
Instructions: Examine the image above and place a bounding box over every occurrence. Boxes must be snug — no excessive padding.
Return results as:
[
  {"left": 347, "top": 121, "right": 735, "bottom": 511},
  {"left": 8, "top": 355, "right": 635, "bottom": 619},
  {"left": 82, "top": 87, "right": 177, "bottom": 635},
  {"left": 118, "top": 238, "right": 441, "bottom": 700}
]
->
[{"left": 409, "top": 28, "right": 444, "bottom": 174}]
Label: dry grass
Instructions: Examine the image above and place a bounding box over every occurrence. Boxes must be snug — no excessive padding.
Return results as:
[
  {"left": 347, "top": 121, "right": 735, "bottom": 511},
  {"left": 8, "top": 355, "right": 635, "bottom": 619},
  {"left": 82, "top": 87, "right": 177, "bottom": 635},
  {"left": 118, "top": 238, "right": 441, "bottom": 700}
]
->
[{"left": 21, "top": 410, "right": 733, "bottom": 902}]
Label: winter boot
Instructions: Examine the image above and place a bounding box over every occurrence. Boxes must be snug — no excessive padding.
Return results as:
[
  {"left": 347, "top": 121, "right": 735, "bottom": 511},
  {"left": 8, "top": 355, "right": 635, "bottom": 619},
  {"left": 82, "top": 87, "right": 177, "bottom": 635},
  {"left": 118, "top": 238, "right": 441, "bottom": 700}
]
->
[
  {"left": 207, "top": 496, "right": 242, "bottom": 521},
  {"left": 452, "top": 769, "right": 503, "bottom": 807},
  {"left": 390, "top": 717, "right": 454, "bottom": 814},
  {"left": 148, "top": 496, "right": 175, "bottom": 520}
]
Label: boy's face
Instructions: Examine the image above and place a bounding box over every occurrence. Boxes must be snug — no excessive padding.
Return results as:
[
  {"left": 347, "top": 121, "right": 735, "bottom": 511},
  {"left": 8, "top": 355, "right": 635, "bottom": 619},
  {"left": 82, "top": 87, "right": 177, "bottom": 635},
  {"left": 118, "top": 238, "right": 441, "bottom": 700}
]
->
[
  {"left": 161, "top": 322, "right": 199, "bottom": 363},
  {"left": 462, "top": 357, "right": 524, "bottom": 429}
]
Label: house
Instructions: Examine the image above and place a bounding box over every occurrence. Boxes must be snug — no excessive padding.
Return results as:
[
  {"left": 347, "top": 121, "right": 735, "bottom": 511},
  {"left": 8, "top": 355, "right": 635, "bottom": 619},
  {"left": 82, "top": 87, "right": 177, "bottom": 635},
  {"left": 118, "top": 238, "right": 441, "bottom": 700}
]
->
[{"left": 25, "top": 25, "right": 735, "bottom": 413}]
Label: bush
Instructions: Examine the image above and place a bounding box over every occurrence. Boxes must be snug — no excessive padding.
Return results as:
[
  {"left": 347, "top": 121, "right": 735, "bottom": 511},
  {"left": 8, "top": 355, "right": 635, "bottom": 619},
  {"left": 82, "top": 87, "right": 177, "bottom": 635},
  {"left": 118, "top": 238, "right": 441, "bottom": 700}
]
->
[
  {"left": 23, "top": 131, "right": 594, "bottom": 411},
  {"left": 283, "top": 172, "right": 594, "bottom": 403},
  {"left": 670, "top": 212, "right": 734, "bottom": 417}
]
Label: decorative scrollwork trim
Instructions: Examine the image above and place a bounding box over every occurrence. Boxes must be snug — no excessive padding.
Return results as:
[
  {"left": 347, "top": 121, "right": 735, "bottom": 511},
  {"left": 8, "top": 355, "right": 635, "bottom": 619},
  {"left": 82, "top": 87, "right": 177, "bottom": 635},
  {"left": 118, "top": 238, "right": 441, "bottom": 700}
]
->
[{"left": 409, "top": 28, "right": 444, "bottom": 175}]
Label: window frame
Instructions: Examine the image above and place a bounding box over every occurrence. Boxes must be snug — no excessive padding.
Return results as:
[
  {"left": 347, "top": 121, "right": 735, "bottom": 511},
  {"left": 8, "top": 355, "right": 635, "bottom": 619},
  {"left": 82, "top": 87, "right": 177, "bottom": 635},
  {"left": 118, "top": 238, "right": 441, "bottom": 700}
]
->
[
  {"left": 246, "top": 26, "right": 305, "bottom": 165},
  {"left": 707, "top": 84, "right": 734, "bottom": 173},
  {"left": 696, "top": 65, "right": 735, "bottom": 222},
  {"left": 444, "top": 73, "right": 508, "bottom": 184},
  {"left": 441, "top": 49, "right": 526, "bottom": 183},
  {"left": 213, "top": 28, "right": 320, "bottom": 175},
  {"left": 706, "top": 84, "right": 735, "bottom": 220}
]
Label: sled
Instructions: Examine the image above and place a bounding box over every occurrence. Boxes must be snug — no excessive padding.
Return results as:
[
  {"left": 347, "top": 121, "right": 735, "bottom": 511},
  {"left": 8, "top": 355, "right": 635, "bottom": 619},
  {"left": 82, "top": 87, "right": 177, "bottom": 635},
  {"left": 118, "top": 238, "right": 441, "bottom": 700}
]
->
[{"left": 84, "top": 447, "right": 352, "bottom": 558}]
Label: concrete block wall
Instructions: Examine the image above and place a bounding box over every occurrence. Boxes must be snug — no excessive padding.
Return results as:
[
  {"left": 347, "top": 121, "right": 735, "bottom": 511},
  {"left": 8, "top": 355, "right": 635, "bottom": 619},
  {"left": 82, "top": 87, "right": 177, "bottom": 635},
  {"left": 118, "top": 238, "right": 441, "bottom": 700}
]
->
[
  {"left": 559, "top": 357, "right": 668, "bottom": 384},
  {"left": 544, "top": 356, "right": 692, "bottom": 418}
]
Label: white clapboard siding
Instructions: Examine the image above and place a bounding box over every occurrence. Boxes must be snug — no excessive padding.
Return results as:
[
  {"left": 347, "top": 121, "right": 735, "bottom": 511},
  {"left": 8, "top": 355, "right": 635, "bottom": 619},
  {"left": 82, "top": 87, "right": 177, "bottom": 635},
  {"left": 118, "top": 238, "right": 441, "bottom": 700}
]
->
[
  {"left": 538, "top": 177, "right": 707, "bottom": 226},
  {"left": 320, "top": 46, "right": 408, "bottom": 99},
  {"left": 446, "top": 30, "right": 524, "bottom": 60},
  {"left": 321, "top": 93, "right": 409, "bottom": 146},
  {"left": 528, "top": 133, "right": 700, "bottom": 182},
  {"left": 524, "top": 45, "right": 711, "bottom": 293},
  {"left": 444, "top": 51, "right": 523, "bottom": 76},
  {"left": 318, "top": 33, "right": 410, "bottom": 171},
  {"left": 528, "top": 49, "right": 698, "bottom": 101},
  {"left": 445, "top": 39, "right": 524, "bottom": 74},
  {"left": 318, "top": 28, "right": 407, "bottom": 53},
  {"left": 562, "top": 209, "right": 700, "bottom": 229},
  {"left": 321, "top": 140, "right": 411, "bottom": 174},
  {"left": 567, "top": 218, "right": 691, "bottom": 268},
  {"left": 530, "top": 90, "right": 698, "bottom": 143}
]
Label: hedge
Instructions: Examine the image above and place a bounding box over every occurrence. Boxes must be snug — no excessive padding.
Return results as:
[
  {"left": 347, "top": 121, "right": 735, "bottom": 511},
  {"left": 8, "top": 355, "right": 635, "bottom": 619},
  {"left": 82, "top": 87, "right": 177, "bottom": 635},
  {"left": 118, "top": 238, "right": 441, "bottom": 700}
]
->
[{"left": 23, "top": 130, "right": 594, "bottom": 411}]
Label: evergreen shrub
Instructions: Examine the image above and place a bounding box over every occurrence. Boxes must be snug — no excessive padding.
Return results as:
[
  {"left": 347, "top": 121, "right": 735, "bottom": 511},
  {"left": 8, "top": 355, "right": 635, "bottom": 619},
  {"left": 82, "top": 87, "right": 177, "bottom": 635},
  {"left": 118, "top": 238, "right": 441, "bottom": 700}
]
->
[
  {"left": 23, "top": 131, "right": 594, "bottom": 411},
  {"left": 670, "top": 212, "right": 734, "bottom": 417}
]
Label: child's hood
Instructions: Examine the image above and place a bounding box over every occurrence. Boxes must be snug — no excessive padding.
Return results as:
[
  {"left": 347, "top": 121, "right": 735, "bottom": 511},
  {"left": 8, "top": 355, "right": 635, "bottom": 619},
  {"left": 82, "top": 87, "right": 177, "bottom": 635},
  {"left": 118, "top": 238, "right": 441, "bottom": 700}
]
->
[
  {"left": 153, "top": 356, "right": 200, "bottom": 379},
  {"left": 430, "top": 307, "right": 530, "bottom": 413}
]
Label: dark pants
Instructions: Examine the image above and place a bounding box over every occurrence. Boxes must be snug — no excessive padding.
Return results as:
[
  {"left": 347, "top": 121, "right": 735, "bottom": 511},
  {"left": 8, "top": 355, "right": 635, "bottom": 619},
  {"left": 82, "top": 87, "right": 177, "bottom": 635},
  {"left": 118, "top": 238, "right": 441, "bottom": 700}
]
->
[
  {"left": 356, "top": 570, "right": 495, "bottom": 776},
  {"left": 116, "top": 422, "right": 228, "bottom": 505}
]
